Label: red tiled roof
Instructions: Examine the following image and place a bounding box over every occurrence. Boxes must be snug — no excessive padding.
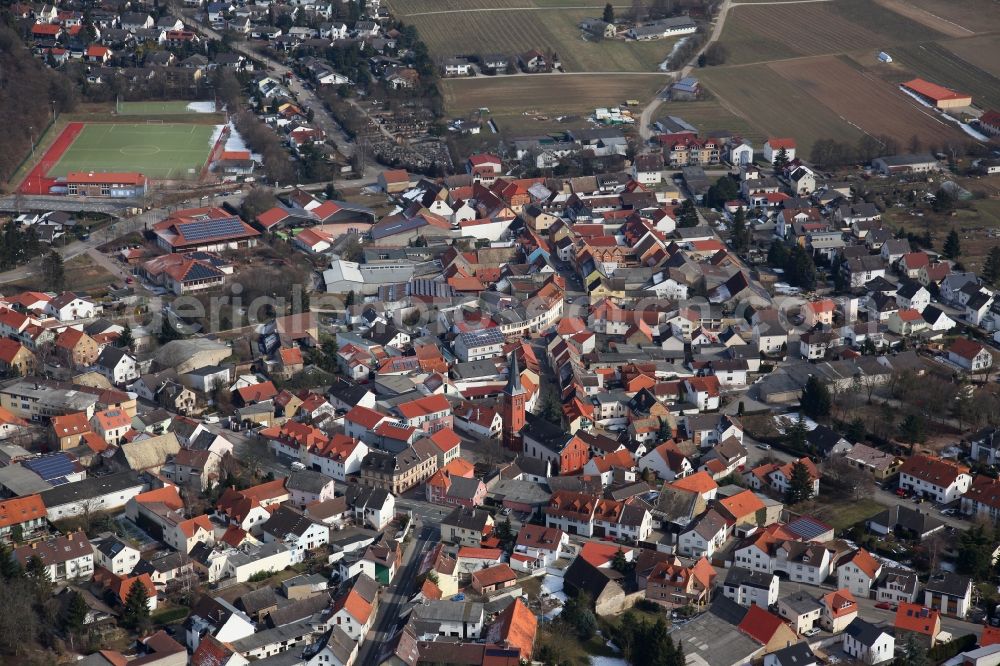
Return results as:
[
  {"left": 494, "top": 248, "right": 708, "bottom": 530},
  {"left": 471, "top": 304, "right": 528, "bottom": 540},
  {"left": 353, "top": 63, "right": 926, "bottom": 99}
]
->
[
  {"left": 397, "top": 394, "right": 450, "bottom": 419},
  {"left": 900, "top": 454, "right": 969, "bottom": 487},
  {"left": 257, "top": 206, "right": 290, "bottom": 229},
  {"left": 133, "top": 486, "right": 184, "bottom": 511},
  {"left": 902, "top": 78, "right": 970, "bottom": 103},
  {"left": 895, "top": 603, "right": 940, "bottom": 636},
  {"left": 840, "top": 547, "right": 880, "bottom": 579},
  {"left": 738, "top": 604, "right": 787, "bottom": 644},
  {"left": 345, "top": 405, "right": 386, "bottom": 429},
  {"left": 948, "top": 337, "right": 986, "bottom": 361},
  {"left": 767, "top": 138, "right": 796, "bottom": 149},
  {"left": 671, "top": 471, "right": 717, "bottom": 495},
  {"left": 0, "top": 494, "right": 46, "bottom": 528},
  {"left": 237, "top": 381, "right": 277, "bottom": 403}
]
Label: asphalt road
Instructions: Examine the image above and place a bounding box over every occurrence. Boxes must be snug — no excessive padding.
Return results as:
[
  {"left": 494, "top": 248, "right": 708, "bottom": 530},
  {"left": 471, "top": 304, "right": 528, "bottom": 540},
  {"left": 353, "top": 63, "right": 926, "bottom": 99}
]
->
[{"left": 357, "top": 524, "right": 436, "bottom": 666}]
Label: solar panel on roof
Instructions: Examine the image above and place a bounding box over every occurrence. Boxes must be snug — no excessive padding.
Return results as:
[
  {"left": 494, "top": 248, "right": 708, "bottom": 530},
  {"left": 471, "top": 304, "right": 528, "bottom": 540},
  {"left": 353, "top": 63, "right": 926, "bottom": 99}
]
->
[
  {"left": 785, "top": 516, "right": 829, "bottom": 541},
  {"left": 23, "top": 454, "right": 75, "bottom": 482},
  {"left": 461, "top": 328, "right": 504, "bottom": 346},
  {"left": 183, "top": 262, "right": 223, "bottom": 281},
  {"left": 177, "top": 217, "right": 247, "bottom": 242}
]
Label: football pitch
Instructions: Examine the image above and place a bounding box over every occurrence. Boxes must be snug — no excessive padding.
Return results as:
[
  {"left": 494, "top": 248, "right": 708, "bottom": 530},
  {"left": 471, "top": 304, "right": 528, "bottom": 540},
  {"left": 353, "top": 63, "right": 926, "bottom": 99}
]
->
[{"left": 47, "top": 123, "right": 219, "bottom": 180}]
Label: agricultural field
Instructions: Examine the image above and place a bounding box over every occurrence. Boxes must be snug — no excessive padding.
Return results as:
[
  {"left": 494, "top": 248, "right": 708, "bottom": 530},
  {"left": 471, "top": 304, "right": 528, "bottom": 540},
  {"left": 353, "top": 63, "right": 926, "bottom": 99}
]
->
[
  {"left": 871, "top": 0, "right": 974, "bottom": 38},
  {"left": 943, "top": 36, "right": 1000, "bottom": 79},
  {"left": 441, "top": 75, "right": 664, "bottom": 134},
  {"left": 884, "top": 0, "right": 1000, "bottom": 34},
  {"left": 717, "top": 0, "right": 946, "bottom": 65},
  {"left": 655, "top": 99, "right": 765, "bottom": 145},
  {"left": 49, "top": 122, "right": 217, "bottom": 180},
  {"left": 406, "top": 8, "right": 679, "bottom": 71},
  {"left": 697, "top": 65, "right": 866, "bottom": 156},
  {"left": 869, "top": 42, "right": 1000, "bottom": 110},
  {"left": 768, "top": 56, "right": 968, "bottom": 148}
]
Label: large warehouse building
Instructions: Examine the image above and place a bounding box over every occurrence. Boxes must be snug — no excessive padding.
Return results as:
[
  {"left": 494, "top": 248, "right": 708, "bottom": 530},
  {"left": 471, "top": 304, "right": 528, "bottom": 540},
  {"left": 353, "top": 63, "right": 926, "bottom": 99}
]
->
[{"left": 901, "top": 78, "right": 972, "bottom": 109}]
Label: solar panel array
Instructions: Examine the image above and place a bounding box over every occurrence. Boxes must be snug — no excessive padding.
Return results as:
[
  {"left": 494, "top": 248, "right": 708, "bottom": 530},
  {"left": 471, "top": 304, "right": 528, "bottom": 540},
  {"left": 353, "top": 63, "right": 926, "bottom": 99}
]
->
[
  {"left": 785, "top": 515, "right": 829, "bottom": 541},
  {"left": 23, "top": 454, "right": 75, "bottom": 482},
  {"left": 183, "top": 262, "right": 224, "bottom": 281},
  {"left": 177, "top": 217, "right": 246, "bottom": 242},
  {"left": 460, "top": 327, "right": 505, "bottom": 347}
]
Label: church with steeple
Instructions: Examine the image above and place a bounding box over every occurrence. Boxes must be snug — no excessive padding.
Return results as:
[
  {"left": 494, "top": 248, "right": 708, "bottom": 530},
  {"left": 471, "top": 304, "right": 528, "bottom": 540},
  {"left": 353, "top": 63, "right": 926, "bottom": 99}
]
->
[{"left": 499, "top": 352, "right": 526, "bottom": 452}]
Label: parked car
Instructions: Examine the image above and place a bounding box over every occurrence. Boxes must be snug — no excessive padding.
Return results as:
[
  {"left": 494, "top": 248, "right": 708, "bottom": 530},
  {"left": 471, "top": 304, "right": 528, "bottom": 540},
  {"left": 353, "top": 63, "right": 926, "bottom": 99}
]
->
[
  {"left": 756, "top": 443, "right": 771, "bottom": 450},
  {"left": 874, "top": 602, "right": 896, "bottom": 610},
  {"left": 803, "top": 628, "right": 821, "bottom": 637},
  {"left": 895, "top": 488, "right": 908, "bottom": 497}
]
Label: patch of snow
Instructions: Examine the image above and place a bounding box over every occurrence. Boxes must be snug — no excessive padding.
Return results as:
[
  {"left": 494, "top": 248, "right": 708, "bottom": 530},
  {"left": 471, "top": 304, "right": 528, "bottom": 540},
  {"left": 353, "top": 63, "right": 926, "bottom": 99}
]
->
[
  {"left": 186, "top": 101, "right": 217, "bottom": 113},
  {"left": 658, "top": 37, "right": 691, "bottom": 71},
  {"left": 224, "top": 125, "right": 250, "bottom": 152},
  {"left": 541, "top": 574, "right": 564, "bottom": 595},
  {"left": 591, "top": 658, "right": 628, "bottom": 666},
  {"left": 773, "top": 412, "right": 818, "bottom": 433}
]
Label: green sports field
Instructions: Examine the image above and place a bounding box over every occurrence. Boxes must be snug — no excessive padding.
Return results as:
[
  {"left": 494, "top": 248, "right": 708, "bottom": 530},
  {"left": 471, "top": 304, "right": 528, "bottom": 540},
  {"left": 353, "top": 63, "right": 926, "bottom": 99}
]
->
[
  {"left": 118, "top": 100, "right": 216, "bottom": 115},
  {"left": 49, "top": 123, "right": 219, "bottom": 180}
]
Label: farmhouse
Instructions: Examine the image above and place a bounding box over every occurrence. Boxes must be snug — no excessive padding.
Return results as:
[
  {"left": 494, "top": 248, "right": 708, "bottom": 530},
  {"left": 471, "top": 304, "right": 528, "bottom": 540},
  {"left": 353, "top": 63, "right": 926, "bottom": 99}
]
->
[
  {"left": 980, "top": 110, "right": 1000, "bottom": 137},
  {"left": 763, "top": 138, "right": 796, "bottom": 164},
  {"left": 64, "top": 172, "right": 148, "bottom": 198},
  {"left": 901, "top": 78, "right": 972, "bottom": 109},
  {"left": 627, "top": 16, "right": 697, "bottom": 40},
  {"left": 872, "top": 154, "right": 939, "bottom": 176}
]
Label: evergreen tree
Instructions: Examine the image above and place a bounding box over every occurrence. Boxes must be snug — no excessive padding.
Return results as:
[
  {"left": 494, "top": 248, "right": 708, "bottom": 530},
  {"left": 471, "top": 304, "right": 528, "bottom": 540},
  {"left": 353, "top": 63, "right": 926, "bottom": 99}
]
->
[
  {"left": 800, "top": 376, "right": 831, "bottom": 420},
  {"left": 956, "top": 524, "right": 995, "bottom": 580},
  {"left": 899, "top": 413, "right": 926, "bottom": 454},
  {"left": 786, "top": 244, "right": 817, "bottom": 290},
  {"left": 786, "top": 416, "right": 808, "bottom": 451},
  {"left": 983, "top": 246, "right": 1000, "bottom": 286},
  {"left": 786, "top": 460, "right": 814, "bottom": 504},
  {"left": 561, "top": 592, "right": 598, "bottom": 640},
  {"left": 845, "top": 417, "right": 866, "bottom": 443},
  {"left": 0, "top": 543, "right": 21, "bottom": 580},
  {"left": 41, "top": 250, "right": 65, "bottom": 291},
  {"left": 767, "top": 240, "right": 788, "bottom": 269},
  {"left": 122, "top": 579, "right": 151, "bottom": 632},
  {"left": 603, "top": 2, "right": 615, "bottom": 23},
  {"left": 119, "top": 322, "right": 134, "bottom": 349},
  {"left": 730, "top": 207, "right": 748, "bottom": 253},
  {"left": 894, "top": 633, "right": 929, "bottom": 666},
  {"left": 773, "top": 147, "right": 789, "bottom": 171},
  {"left": 944, "top": 229, "right": 961, "bottom": 259},
  {"left": 677, "top": 200, "right": 699, "bottom": 228},
  {"left": 158, "top": 313, "right": 182, "bottom": 344},
  {"left": 25, "top": 555, "right": 51, "bottom": 596},
  {"left": 63, "top": 590, "right": 88, "bottom": 636},
  {"left": 657, "top": 417, "right": 672, "bottom": 442},
  {"left": 611, "top": 548, "right": 631, "bottom": 574}
]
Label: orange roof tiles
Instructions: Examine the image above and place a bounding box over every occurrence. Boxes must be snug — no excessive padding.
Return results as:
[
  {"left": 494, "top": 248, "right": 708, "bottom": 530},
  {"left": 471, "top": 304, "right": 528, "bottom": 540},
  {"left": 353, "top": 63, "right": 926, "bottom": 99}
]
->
[
  {"left": 52, "top": 412, "right": 91, "bottom": 437},
  {"left": 841, "top": 547, "right": 880, "bottom": 579},
  {"left": 134, "top": 486, "right": 184, "bottom": 511},
  {"left": 396, "top": 393, "right": 451, "bottom": 419},
  {"left": 895, "top": 603, "right": 940, "bottom": 636},
  {"left": 345, "top": 405, "right": 386, "bottom": 429},
  {"left": 0, "top": 494, "right": 46, "bottom": 528},
  {"left": 900, "top": 454, "right": 969, "bottom": 487},
  {"left": 491, "top": 598, "right": 537, "bottom": 660},
  {"left": 472, "top": 563, "right": 517, "bottom": 587},
  {"left": 718, "top": 489, "right": 765, "bottom": 521},
  {"left": 578, "top": 542, "right": 631, "bottom": 568},
  {"left": 237, "top": 381, "right": 278, "bottom": 403},
  {"left": 670, "top": 471, "right": 718, "bottom": 495},
  {"left": 822, "top": 589, "right": 857, "bottom": 618}
]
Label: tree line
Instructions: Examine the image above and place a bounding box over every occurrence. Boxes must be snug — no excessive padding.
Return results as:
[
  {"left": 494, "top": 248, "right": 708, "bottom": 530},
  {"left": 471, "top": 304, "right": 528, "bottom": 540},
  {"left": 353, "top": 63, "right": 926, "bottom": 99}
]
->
[{"left": 0, "top": 26, "right": 78, "bottom": 185}]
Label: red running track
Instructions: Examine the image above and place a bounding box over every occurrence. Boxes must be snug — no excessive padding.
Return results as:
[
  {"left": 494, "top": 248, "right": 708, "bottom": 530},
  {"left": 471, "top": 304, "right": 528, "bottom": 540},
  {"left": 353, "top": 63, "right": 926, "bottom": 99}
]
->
[{"left": 18, "top": 122, "right": 84, "bottom": 195}]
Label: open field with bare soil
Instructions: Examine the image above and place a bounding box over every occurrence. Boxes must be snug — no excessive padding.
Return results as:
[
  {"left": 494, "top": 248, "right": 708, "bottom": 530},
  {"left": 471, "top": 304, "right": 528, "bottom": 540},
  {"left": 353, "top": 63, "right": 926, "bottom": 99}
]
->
[
  {"left": 882, "top": 0, "right": 1000, "bottom": 34},
  {"left": 942, "top": 36, "right": 1000, "bottom": 79},
  {"left": 697, "top": 65, "right": 865, "bottom": 156},
  {"left": 442, "top": 75, "right": 664, "bottom": 134},
  {"left": 717, "top": 0, "right": 946, "bottom": 64},
  {"left": 655, "top": 99, "right": 766, "bottom": 145},
  {"left": 871, "top": 0, "right": 974, "bottom": 37},
  {"left": 768, "top": 56, "right": 968, "bottom": 148},
  {"left": 406, "top": 8, "right": 679, "bottom": 72}
]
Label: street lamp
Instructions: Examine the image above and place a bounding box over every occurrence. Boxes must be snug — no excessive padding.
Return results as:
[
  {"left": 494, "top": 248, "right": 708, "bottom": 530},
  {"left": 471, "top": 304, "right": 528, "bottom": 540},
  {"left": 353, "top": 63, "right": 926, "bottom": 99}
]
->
[
  {"left": 28, "top": 126, "right": 34, "bottom": 156},
  {"left": 50, "top": 100, "right": 56, "bottom": 124}
]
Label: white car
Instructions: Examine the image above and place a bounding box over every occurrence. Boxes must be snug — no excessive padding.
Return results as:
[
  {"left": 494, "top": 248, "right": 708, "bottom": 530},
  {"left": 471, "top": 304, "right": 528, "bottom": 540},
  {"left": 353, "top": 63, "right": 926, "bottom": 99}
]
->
[
  {"left": 803, "top": 628, "right": 821, "bottom": 637},
  {"left": 202, "top": 415, "right": 220, "bottom": 424},
  {"left": 756, "top": 443, "right": 771, "bottom": 450}
]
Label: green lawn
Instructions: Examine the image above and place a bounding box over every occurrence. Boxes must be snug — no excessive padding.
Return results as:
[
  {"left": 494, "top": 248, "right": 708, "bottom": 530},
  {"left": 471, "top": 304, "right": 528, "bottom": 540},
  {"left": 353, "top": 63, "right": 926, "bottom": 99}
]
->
[
  {"left": 118, "top": 100, "right": 214, "bottom": 115},
  {"left": 812, "top": 497, "right": 887, "bottom": 531},
  {"left": 49, "top": 123, "right": 218, "bottom": 180}
]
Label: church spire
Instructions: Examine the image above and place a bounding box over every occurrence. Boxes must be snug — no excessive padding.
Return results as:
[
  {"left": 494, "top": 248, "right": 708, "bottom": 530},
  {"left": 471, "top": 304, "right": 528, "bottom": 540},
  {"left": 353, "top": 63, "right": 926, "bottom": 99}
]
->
[{"left": 504, "top": 351, "right": 525, "bottom": 396}]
